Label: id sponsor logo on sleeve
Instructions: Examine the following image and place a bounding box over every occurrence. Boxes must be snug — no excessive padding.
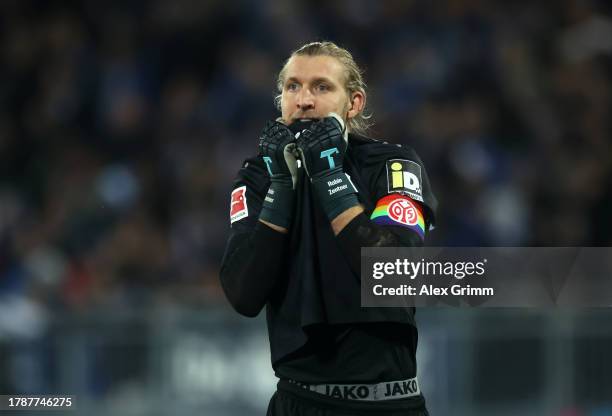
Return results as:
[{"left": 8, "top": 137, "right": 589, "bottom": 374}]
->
[
  {"left": 386, "top": 159, "right": 423, "bottom": 202},
  {"left": 230, "top": 186, "right": 248, "bottom": 224}
]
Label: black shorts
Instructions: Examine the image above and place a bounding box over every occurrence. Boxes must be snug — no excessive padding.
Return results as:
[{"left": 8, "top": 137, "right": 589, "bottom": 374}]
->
[{"left": 267, "top": 380, "right": 429, "bottom": 416}]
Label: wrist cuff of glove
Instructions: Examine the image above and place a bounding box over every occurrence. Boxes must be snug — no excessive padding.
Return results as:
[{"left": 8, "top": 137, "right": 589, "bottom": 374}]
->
[
  {"left": 311, "top": 170, "right": 359, "bottom": 221},
  {"left": 259, "top": 177, "right": 295, "bottom": 229}
]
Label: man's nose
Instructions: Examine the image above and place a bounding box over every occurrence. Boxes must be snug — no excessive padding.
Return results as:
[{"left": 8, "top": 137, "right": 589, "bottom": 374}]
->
[{"left": 296, "top": 88, "right": 315, "bottom": 111}]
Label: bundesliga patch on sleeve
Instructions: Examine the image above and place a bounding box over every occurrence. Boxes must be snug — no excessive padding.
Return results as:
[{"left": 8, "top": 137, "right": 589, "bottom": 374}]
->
[
  {"left": 386, "top": 159, "right": 423, "bottom": 202},
  {"left": 230, "top": 185, "right": 249, "bottom": 224},
  {"left": 370, "top": 194, "right": 425, "bottom": 240}
]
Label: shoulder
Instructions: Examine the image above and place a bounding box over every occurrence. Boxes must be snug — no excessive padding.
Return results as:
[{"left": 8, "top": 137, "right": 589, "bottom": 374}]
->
[
  {"left": 238, "top": 154, "right": 267, "bottom": 176},
  {"left": 347, "top": 134, "right": 424, "bottom": 167},
  {"left": 233, "top": 154, "right": 269, "bottom": 196},
  {"left": 348, "top": 133, "right": 437, "bottom": 215}
]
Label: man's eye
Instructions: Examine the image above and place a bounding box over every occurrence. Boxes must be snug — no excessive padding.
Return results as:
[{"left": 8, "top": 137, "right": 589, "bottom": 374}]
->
[
  {"left": 286, "top": 83, "right": 299, "bottom": 91},
  {"left": 317, "top": 84, "right": 329, "bottom": 91}
]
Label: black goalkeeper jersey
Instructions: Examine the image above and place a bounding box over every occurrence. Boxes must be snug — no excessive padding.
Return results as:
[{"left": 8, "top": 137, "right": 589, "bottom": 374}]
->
[
  {"left": 220, "top": 133, "right": 437, "bottom": 376},
  {"left": 274, "top": 322, "right": 420, "bottom": 385}
]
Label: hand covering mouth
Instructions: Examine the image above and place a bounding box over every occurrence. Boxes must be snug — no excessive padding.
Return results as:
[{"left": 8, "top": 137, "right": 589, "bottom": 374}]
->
[{"left": 288, "top": 118, "right": 317, "bottom": 136}]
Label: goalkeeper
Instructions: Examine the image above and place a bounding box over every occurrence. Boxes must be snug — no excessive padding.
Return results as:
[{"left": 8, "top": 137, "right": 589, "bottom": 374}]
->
[{"left": 220, "top": 41, "right": 437, "bottom": 416}]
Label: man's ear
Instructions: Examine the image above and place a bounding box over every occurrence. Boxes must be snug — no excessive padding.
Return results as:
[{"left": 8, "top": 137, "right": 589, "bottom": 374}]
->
[{"left": 347, "top": 91, "right": 366, "bottom": 120}]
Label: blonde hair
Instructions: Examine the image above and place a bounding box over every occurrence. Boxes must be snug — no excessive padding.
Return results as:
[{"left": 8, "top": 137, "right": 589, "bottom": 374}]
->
[{"left": 275, "top": 41, "right": 373, "bottom": 135}]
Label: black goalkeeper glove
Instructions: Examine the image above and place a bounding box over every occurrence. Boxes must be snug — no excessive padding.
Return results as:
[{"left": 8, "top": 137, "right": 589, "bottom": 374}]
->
[
  {"left": 296, "top": 113, "right": 359, "bottom": 221},
  {"left": 258, "top": 120, "right": 299, "bottom": 229}
]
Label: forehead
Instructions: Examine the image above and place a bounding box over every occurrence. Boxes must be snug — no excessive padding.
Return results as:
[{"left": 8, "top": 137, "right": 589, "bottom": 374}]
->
[{"left": 284, "top": 55, "right": 346, "bottom": 84}]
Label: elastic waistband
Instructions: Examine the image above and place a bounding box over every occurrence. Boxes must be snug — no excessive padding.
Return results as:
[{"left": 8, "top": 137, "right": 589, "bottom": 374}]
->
[{"left": 283, "top": 376, "right": 420, "bottom": 402}]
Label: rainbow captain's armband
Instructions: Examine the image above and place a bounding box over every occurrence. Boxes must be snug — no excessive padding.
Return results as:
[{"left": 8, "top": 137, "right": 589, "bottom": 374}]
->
[{"left": 370, "top": 194, "right": 426, "bottom": 240}]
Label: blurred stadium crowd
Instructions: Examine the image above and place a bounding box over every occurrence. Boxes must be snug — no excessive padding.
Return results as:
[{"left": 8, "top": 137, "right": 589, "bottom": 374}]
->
[{"left": 1, "top": 0, "right": 611, "bottom": 321}]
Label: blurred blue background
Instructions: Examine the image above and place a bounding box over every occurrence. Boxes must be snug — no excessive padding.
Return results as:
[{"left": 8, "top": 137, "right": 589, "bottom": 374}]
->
[{"left": 1, "top": 0, "right": 612, "bottom": 415}]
